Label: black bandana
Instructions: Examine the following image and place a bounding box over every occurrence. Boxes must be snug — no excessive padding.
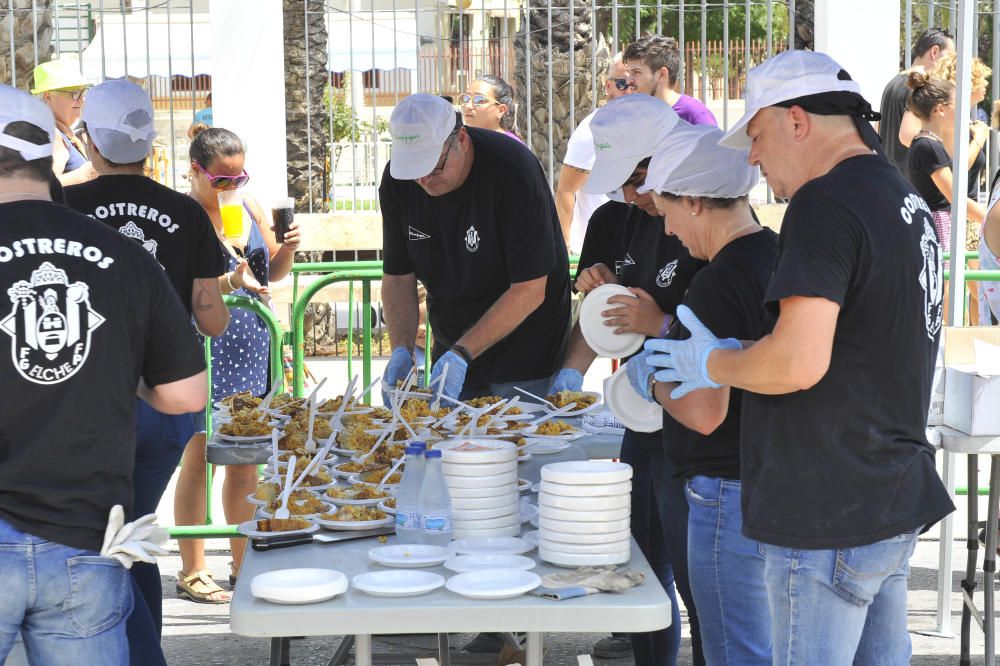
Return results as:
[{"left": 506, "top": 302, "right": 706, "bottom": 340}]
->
[{"left": 773, "top": 85, "right": 885, "bottom": 156}]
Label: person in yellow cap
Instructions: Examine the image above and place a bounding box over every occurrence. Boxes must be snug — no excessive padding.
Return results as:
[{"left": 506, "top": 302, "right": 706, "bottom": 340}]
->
[{"left": 32, "top": 59, "right": 96, "bottom": 186}]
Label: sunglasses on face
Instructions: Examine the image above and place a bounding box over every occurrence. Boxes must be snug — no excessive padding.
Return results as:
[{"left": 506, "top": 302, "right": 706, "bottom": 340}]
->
[
  {"left": 54, "top": 89, "right": 87, "bottom": 102},
  {"left": 609, "top": 78, "right": 630, "bottom": 91},
  {"left": 193, "top": 162, "right": 250, "bottom": 189},
  {"left": 426, "top": 133, "right": 460, "bottom": 178},
  {"left": 460, "top": 93, "right": 498, "bottom": 107}
]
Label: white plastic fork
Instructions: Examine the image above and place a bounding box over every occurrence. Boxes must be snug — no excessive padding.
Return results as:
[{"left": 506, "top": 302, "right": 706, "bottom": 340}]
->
[
  {"left": 514, "top": 386, "right": 558, "bottom": 410},
  {"left": 528, "top": 402, "right": 578, "bottom": 427},
  {"left": 376, "top": 455, "right": 406, "bottom": 492},
  {"left": 274, "top": 454, "right": 297, "bottom": 520}
]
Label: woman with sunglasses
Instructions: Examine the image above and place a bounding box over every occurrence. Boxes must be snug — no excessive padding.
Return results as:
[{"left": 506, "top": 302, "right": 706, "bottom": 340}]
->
[
  {"left": 173, "top": 125, "right": 301, "bottom": 604},
  {"left": 461, "top": 75, "right": 524, "bottom": 144},
  {"left": 31, "top": 59, "right": 97, "bottom": 186}
]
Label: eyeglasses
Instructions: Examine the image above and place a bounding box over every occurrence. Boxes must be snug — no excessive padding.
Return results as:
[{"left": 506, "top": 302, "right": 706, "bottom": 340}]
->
[
  {"left": 192, "top": 162, "right": 251, "bottom": 189},
  {"left": 425, "top": 133, "right": 460, "bottom": 178},
  {"left": 460, "top": 92, "right": 498, "bottom": 107},
  {"left": 609, "top": 78, "right": 631, "bottom": 91},
  {"left": 53, "top": 88, "right": 86, "bottom": 102}
]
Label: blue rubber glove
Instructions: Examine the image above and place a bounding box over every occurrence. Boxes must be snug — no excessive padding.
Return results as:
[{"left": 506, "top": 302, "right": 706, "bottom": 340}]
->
[
  {"left": 644, "top": 305, "right": 741, "bottom": 399},
  {"left": 382, "top": 346, "right": 414, "bottom": 405},
  {"left": 625, "top": 350, "right": 658, "bottom": 403},
  {"left": 549, "top": 368, "right": 584, "bottom": 394},
  {"left": 430, "top": 350, "right": 468, "bottom": 400}
]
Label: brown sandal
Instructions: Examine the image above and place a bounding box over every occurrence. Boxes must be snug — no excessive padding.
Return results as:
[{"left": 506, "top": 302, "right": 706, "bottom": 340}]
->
[{"left": 176, "top": 570, "right": 232, "bottom": 604}]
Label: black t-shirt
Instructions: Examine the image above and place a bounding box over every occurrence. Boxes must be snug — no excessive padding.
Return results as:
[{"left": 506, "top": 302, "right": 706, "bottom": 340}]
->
[
  {"left": 662, "top": 228, "right": 778, "bottom": 480},
  {"left": 740, "top": 155, "right": 954, "bottom": 549},
  {"left": 906, "top": 136, "right": 951, "bottom": 212},
  {"left": 0, "top": 200, "right": 205, "bottom": 551},
  {"left": 380, "top": 127, "right": 571, "bottom": 388},
  {"left": 970, "top": 136, "right": 986, "bottom": 200},
  {"left": 65, "top": 175, "right": 227, "bottom": 314},
  {"left": 878, "top": 72, "right": 911, "bottom": 175},
  {"left": 576, "top": 201, "right": 704, "bottom": 312}
]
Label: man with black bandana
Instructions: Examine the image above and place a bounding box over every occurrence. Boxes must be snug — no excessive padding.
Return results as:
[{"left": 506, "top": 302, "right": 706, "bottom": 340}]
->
[{"left": 645, "top": 51, "right": 954, "bottom": 664}]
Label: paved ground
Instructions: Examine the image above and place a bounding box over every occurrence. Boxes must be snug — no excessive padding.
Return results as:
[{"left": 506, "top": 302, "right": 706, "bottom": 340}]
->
[{"left": 152, "top": 535, "right": 993, "bottom": 666}]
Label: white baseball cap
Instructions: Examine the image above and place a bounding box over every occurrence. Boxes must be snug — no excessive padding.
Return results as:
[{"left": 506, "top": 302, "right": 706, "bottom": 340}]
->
[
  {"left": 639, "top": 123, "right": 759, "bottom": 198},
  {"left": 388, "top": 93, "right": 458, "bottom": 180},
  {"left": 0, "top": 84, "right": 55, "bottom": 160},
  {"left": 583, "top": 95, "right": 681, "bottom": 195},
  {"left": 81, "top": 79, "right": 157, "bottom": 164},
  {"left": 719, "top": 50, "right": 862, "bottom": 150}
]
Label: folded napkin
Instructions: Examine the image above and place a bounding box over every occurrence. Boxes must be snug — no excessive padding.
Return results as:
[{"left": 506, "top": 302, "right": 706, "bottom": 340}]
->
[{"left": 530, "top": 566, "right": 645, "bottom": 600}]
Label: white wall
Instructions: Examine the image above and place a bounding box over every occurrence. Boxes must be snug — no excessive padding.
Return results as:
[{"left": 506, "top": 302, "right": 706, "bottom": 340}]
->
[
  {"left": 814, "top": 0, "right": 901, "bottom": 112},
  {"left": 208, "top": 0, "right": 288, "bottom": 205}
]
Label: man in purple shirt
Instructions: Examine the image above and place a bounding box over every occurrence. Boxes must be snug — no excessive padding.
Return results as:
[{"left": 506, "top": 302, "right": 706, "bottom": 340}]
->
[{"left": 624, "top": 35, "right": 718, "bottom": 127}]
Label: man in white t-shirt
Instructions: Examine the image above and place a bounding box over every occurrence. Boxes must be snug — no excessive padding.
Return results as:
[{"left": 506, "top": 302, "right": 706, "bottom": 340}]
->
[{"left": 555, "top": 54, "right": 631, "bottom": 254}]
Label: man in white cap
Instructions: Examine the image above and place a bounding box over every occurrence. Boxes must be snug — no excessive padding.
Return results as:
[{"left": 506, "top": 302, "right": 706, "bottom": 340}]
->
[
  {"left": 0, "top": 83, "right": 207, "bottom": 663},
  {"left": 63, "top": 79, "right": 230, "bottom": 654},
  {"left": 644, "top": 50, "right": 954, "bottom": 663},
  {"left": 552, "top": 93, "right": 708, "bottom": 665},
  {"left": 379, "top": 93, "right": 570, "bottom": 403}
]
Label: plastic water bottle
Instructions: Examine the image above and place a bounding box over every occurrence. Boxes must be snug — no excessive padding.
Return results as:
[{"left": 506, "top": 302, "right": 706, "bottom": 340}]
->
[
  {"left": 394, "top": 442, "right": 427, "bottom": 544},
  {"left": 419, "top": 450, "right": 453, "bottom": 546}
]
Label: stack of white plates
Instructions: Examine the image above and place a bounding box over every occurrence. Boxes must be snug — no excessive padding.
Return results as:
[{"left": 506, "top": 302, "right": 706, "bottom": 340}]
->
[
  {"left": 437, "top": 439, "right": 520, "bottom": 539},
  {"left": 537, "top": 461, "right": 633, "bottom": 567}
]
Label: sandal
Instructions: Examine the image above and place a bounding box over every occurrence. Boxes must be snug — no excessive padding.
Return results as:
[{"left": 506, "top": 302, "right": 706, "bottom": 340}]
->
[{"left": 176, "top": 570, "right": 232, "bottom": 604}]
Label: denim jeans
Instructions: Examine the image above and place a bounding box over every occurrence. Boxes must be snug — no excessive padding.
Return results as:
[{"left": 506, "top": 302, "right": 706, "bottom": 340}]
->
[
  {"left": 127, "top": 399, "right": 191, "bottom": 666},
  {"left": 0, "top": 517, "right": 132, "bottom": 666},
  {"left": 685, "top": 476, "right": 770, "bottom": 665},
  {"left": 762, "top": 528, "right": 920, "bottom": 666}
]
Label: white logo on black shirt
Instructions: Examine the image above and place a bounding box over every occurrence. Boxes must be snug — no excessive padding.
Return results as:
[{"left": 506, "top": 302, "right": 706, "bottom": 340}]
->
[
  {"left": 465, "top": 225, "right": 480, "bottom": 253},
  {"left": 919, "top": 219, "right": 944, "bottom": 340},
  {"left": 615, "top": 253, "right": 636, "bottom": 275},
  {"left": 1, "top": 261, "right": 105, "bottom": 385},
  {"left": 656, "top": 259, "right": 678, "bottom": 288},
  {"left": 119, "top": 221, "right": 158, "bottom": 258},
  {"left": 408, "top": 226, "right": 431, "bottom": 241}
]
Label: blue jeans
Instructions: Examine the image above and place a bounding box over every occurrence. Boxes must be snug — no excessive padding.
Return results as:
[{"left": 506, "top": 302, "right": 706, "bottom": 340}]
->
[
  {"left": 762, "top": 528, "right": 920, "bottom": 666},
  {"left": 621, "top": 430, "right": 704, "bottom": 666},
  {"left": 685, "top": 476, "right": 770, "bottom": 665},
  {"left": 127, "top": 399, "right": 191, "bottom": 666},
  {"left": 0, "top": 517, "right": 132, "bottom": 665}
]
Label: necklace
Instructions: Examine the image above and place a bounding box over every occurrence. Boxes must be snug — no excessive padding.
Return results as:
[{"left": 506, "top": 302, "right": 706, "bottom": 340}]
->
[
  {"left": 917, "top": 129, "right": 945, "bottom": 143},
  {"left": 0, "top": 191, "right": 49, "bottom": 203},
  {"left": 711, "top": 221, "right": 758, "bottom": 260}
]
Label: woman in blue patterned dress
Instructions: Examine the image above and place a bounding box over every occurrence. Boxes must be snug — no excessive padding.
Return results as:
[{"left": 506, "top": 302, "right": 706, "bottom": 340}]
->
[{"left": 173, "top": 126, "right": 300, "bottom": 603}]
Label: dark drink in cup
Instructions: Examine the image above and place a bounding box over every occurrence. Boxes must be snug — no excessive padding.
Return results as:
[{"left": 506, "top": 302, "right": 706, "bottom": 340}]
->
[{"left": 271, "top": 197, "right": 295, "bottom": 244}]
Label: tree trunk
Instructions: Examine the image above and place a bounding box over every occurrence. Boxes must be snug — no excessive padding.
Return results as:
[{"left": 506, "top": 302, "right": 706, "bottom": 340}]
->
[
  {"left": 794, "top": 0, "right": 814, "bottom": 51},
  {"left": 513, "top": 0, "right": 610, "bottom": 190},
  {"left": 0, "top": 0, "right": 54, "bottom": 91},
  {"left": 283, "top": 0, "right": 328, "bottom": 212}
]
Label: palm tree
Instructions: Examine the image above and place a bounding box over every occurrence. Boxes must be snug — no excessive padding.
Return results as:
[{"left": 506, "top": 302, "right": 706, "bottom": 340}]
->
[{"left": 0, "top": 0, "right": 54, "bottom": 90}]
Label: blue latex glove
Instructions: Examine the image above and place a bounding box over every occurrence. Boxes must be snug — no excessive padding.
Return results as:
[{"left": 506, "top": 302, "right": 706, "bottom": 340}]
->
[
  {"left": 549, "top": 368, "right": 584, "bottom": 394},
  {"left": 382, "top": 346, "right": 414, "bottom": 405},
  {"left": 430, "top": 350, "right": 468, "bottom": 400},
  {"left": 644, "top": 305, "right": 741, "bottom": 399},
  {"left": 625, "top": 350, "right": 658, "bottom": 403}
]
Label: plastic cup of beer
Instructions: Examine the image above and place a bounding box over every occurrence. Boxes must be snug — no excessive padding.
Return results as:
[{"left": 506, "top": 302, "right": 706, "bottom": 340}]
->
[
  {"left": 218, "top": 191, "right": 244, "bottom": 241},
  {"left": 271, "top": 197, "right": 295, "bottom": 244}
]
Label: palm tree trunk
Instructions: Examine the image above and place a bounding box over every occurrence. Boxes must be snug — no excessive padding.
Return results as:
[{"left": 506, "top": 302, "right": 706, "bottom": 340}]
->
[{"left": 0, "top": 0, "right": 54, "bottom": 90}]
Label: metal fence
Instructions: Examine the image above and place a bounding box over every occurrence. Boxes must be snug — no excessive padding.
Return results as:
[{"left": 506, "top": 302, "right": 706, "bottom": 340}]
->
[{"left": 2, "top": 1, "right": 999, "bottom": 207}]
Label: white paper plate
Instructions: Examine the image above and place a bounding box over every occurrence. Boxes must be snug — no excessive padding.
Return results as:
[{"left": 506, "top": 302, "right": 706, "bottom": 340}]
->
[
  {"left": 448, "top": 484, "right": 518, "bottom": 499},
  {"left": 245, "top": 493, "right": 271, "bottom": 507},
  {"left": 452, "top": 514, "right": 520, "bottom": 531},
  {"left": 216, "top": 432, "right": 273, "bottom": 443},
  {"left": 539, "top": 505, "right": 630, "bottom": 522},
  {"left": 444, "top": 470, "right": 517, "bottom": 489},
  {"left": 539, "top": 516, "right": 631, "bottom": 534},
  {"left": 256, "top": 501, "right": 333, "bottom": 520},
  {"left": 324, "top": 494, "right": 389, "bottom": 507},
  {"left": 538, "top": 538, "right": 631, "bottom": 554},
  {"left": 517, "top": 478, "right": 532, "bottom": 493},
  {"left": 603, "top": 364, "right": 662, "bottom": 433},
  {"left": 377, "top": 499, "right": 396, "bottom": 515},
  {"left": 541, "top": 460, "right": 633, "bottom": 486},
  {"left": 351, "top": 570, "right": 445, "bottom": 597},
  {"left": 452, "top": 501, "right": 520, "bottom": 520},
  {"left": 521, "top": 440, "right": 573, "bottom": 455},
  {"left": 442, "top": 460, "right": 518, "bottom": 477},
  {"left": 523, "top": 529, "right": 540, "bottom": 546},
  {"left": 579, "top": 284, "right": 645, "bottom": 358},
  {"left": 542, "top": 527, "right": 631, "bottom": 545},
  {"left": 251, "top": 568, "right": 347, "bottom": 604},
  {"left": 449, "top": 536, "right": 535, "bottom": 555},
  {"left": 313, "top": 515, "right": 394, "bottom": 531},
  {"left": 452, "top": 524, "right": 522, "bottom": 539},
  {"left": 541, "top": 391, "right": 603, "bottom": 416},
  {"left": 434, "top": 439, "right": 519, "bottom": 463},
  {"left": 443, "top": 553, "right": 536, "bottom": 573},
  {"left": 445, "top": 569, "right": 541, "bottom": 600},
  {"left": 237, "top": 520, "right": 319, "bottom": 539},
  {"left": 521, "top": 424, "right": 585, "bottom": 440},
  {"left": 539, "top": 547, "right": 631, "bottom": 568},
  {"left": 539, "top": 479, "right": 632, "bottom": 498},
  {"left": 452, "top": 493, "right": 519, "bottom": 510},
  {"left": 540, "top": 493, "right": 630, "bottom": 511},
  {"left": 368, "top": 544, "right": 453, "bottom": 568},
  {"left": 520, "top": 502, "right": 539, "bottom": 524}
]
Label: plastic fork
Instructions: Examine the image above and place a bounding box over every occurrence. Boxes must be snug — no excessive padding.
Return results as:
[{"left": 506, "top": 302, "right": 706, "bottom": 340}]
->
[
  {"left": 514, "top": 386, "right": 558, "bottom": 410},
  {"left": 274, "top": 454, "right": 297, "bottom": 519}
]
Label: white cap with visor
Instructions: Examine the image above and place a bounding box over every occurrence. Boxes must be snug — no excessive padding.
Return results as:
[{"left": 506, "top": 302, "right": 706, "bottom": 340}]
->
[
  {"left": 639, "top": 123, "right": 759, "bottom": 198},
  {"left": 0, "top": 84, "right": 56, "bottom": 161},
  {"left": 81, "top": 79, "right": 157, "bottom": 164},
  {"left": 388, "top": 93, "right": 458, "bottom": 180}
]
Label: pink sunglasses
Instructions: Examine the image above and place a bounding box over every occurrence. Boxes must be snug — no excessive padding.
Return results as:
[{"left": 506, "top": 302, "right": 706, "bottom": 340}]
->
[{"left": 192, "top": 162, "right": 250, "bottom": 189}]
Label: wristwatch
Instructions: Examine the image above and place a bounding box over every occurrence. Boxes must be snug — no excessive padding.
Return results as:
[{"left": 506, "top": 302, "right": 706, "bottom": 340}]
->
[
  {"left": 647, "top": 372, "right": 657, "bottom": 401},
  {"left": 451, "top": 344, "right": 474, "bottom": 364}
]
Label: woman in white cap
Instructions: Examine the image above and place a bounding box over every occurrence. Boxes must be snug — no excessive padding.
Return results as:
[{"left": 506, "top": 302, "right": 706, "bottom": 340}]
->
[{"left": 626, "top": 122, "right": 777, "bottom": 665}]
